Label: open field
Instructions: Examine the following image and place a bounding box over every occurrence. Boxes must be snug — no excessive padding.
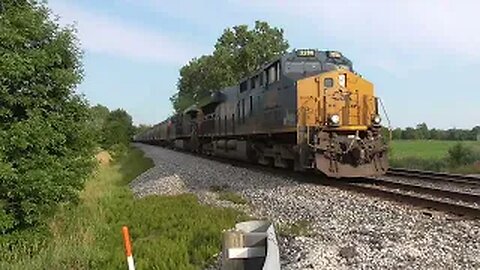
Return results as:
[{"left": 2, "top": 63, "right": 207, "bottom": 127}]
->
[
  {"left": 389, "top": 140, "right": 480, "bottom": 173},
  {"left": 390, "top": 140, "right": 480, "bottom": 160},
  {"left": 1, "top": 148, "right": 242, "bottom": 270}
]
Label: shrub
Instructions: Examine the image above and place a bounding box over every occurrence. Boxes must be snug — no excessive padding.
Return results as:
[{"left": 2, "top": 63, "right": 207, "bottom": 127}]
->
[
  {"left": 101, "top": 109, "right": 135, "bottom": 149},
  {"left": 109, "top": 143, "right": 128, "bottom": 160},
  {"left": 447, "top": 143, "right": 477, "bottom": 167},
  {"left": 0, "top": 1, "right": 95, "bottom": 233}
]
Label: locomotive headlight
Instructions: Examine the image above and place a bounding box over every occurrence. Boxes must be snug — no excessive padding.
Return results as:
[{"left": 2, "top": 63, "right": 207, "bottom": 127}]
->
[
  {"left": 372, "top": 115, "right": 381, "bottom": 125},
  {"left": 338, "top": 74, "right": 346, "bottom": 87},
  {"left": 329, "top": 114, "right": 340, "bottom": 125}
]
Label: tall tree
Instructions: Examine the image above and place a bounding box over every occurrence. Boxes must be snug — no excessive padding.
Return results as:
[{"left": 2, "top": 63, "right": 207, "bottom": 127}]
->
[
  {"left": 171, "top": 21, "right": 289, "bottom": 112},
  {"left": 415, "top": 123, "right": 429, "bottom": 140},
  {"left": 0, "top": 0, "right": 95, "bottom": 232},
  {"left": 392, "top": 128, "right": 403, "bottom": 140},
  {"left": 89, "top": 104, "right": 110, "bottom": 144},
  {"left": 215, "top": 21, "right": 289, "bottom": 79},
  {"left": 472, "top": 126, "right": 480, "bottom": 141},
  {"left": 102, "top": 109, "right": 134, "bottom": 149},
  {"left": 402, "top": 127, "right": 417, "bottom": 140}
]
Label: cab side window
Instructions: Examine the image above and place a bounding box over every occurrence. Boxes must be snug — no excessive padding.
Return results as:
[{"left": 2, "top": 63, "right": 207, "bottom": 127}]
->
[
  {"left": 240, "top": 80, "right": 248, "bottom": 92},
  {"left": 268, "top": 65, "right": 276, "bottom": 84},
  {"left": 324, "top": 78, "right": 334, "bottom": 88},
  {"left": 266, "top": 61, "right": 281, "bottom": 85}
]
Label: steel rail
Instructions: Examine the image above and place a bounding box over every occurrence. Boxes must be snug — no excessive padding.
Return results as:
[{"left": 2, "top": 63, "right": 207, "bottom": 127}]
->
[
  {"left": 368, "top": 177, "right": 480, "bottom": 204},
  {"left": 335, "top": 181, "right": 480, "bottom": 219},
  {"left": 387, "top": 168, "right": 480, "bottom": 186}
]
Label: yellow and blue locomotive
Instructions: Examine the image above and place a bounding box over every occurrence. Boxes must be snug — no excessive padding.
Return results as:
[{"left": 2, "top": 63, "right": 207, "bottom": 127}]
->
[{"left": 135, "top": 49, "right": 388, "bottom": 177}]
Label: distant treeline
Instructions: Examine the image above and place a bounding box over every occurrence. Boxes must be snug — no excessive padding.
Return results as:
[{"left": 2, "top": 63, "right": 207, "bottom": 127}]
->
[{"left": 390, "top": 123, "right": 480, "bottom": 141}]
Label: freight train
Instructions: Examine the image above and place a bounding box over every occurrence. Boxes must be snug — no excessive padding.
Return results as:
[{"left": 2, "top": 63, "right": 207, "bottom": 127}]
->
[{"left": 134, "top": 49, "right": 388, "bottom": 177}]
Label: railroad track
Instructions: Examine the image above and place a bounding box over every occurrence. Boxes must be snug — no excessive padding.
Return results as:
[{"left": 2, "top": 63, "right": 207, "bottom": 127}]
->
[
  {"left": 336, "top": 168, "right": 480, "bottom": 218},
  {"left": 387, "top": 168, "right": 480, "bottom": 187},
  {"left": 226, "top": 161, "right": 480, "bottom": 218},
  {"left": 149, "top": 145, "right": 480, "bottom": 218},
  {"left": 338, "top": 176, "right": 480, "bottom": 219}
]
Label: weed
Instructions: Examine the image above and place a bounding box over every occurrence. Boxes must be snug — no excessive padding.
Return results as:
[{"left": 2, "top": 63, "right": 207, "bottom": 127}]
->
[
  {"left": 218, "top": 191, "right": 248, "bottom": 205},
  {"left": 277, "top": 219, "right": 313, "bottom": 237}
]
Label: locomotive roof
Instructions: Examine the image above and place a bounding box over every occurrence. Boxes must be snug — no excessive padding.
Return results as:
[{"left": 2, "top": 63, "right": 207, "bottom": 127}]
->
[
  {"left": 236, "top": 49, "right": 351, "bottom": 82},
  {"left": 169, "top": 49, "right": 351, "bottom": 118}
]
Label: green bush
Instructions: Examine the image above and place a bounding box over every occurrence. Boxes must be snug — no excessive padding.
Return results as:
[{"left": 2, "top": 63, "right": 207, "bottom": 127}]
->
[
  {"left": 447, "top": 143, "right": 478, "bottom": 167},
  {"left": 0, "top": 1, "right": 95, "bottom": 233},
  {"left": 108, "top": 143, "right": 128, "bottom": 160},
  {"left": 102, "top": 109, "right": 135, "bottom": 149}
]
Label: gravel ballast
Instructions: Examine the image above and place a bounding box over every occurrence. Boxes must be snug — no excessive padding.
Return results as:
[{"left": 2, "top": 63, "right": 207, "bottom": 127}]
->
[{"left": 130, "top": 143, "right": 480, "bottom": 269}]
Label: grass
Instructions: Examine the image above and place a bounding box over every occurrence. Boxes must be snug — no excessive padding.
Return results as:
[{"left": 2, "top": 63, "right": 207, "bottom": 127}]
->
[
  {"left": 1, "top": 148, "right": 243, "bottom": 270},
  {"left": 389, "top": 140, "right": 480, "bottom": 173},
  {"left": 390, "top": 140, "right": 480, "bottom": 160}
]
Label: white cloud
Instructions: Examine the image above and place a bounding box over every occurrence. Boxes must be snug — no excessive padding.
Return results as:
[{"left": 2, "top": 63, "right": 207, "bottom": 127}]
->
[
  {"left": 233, "top": 0, "right": 480, "bottom": 59},
  {"left": 48, "top": 1, "right": 208, "bottom": 65},
  {"left": 122, "top": 0, "right": 237, "bottom": 27},
  {"left": 122, "top": 0, "right": 480, "bottom": 74}
]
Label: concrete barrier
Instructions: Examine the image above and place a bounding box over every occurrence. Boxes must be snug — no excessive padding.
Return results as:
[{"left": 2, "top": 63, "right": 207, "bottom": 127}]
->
[{"left": 221, "top": 220, "right": 280, "bottom": 270}]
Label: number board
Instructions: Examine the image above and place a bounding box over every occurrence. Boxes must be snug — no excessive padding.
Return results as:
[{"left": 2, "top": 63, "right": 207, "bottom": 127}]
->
[{"left": 296, "top": 49, "right": 316, "bottom": 57}]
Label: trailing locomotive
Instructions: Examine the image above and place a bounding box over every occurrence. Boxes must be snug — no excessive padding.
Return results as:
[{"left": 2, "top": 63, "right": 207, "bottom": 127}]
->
[{"left": 135, "top": 49, "right": 388, "bottom": 178}]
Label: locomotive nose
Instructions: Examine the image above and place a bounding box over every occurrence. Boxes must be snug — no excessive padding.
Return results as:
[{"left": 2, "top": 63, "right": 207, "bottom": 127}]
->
[{"left": 350, "top": 147, "right": 365, "bottom": 165}]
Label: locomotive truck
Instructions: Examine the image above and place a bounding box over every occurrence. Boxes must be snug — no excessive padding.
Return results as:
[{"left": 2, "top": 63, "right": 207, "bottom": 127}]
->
[{"left": 135, "top": 49, "right": 389, "bottom": 178}]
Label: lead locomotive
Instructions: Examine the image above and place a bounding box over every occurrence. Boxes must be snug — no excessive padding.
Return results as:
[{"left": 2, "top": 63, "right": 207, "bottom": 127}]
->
[{"left": 135, "top": 49, "right": 388, "bottom": 178}]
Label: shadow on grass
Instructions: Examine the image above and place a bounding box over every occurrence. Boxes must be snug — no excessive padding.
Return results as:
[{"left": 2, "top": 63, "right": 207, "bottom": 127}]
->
[{"left": 117, "top": 147, "right": 154, "bottom": 185}]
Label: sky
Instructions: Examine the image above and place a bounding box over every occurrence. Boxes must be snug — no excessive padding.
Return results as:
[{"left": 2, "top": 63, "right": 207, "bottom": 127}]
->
[{"left": 48, "top": 0, "right": 480, "bottom": 129}]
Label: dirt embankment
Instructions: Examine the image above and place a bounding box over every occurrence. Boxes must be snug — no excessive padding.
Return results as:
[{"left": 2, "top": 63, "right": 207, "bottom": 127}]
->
[{"left": 95, "top": 151, "right": 112, "bottom": 166}]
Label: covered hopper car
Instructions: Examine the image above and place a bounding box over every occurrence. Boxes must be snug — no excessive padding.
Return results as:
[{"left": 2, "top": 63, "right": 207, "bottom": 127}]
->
[{"left": 134, "top": 49, "right": 388, "bottom": 178}]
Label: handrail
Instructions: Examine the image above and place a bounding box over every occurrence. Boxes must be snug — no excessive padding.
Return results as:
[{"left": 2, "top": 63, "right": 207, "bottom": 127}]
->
[{"left": 378, "top": 97, "right": 393, "bottom": 141}]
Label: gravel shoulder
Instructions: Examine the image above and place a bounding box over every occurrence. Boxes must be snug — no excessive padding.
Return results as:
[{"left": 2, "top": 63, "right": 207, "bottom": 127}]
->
[{"left": 130, "top": 143, "right": 480, "bottom": 270}]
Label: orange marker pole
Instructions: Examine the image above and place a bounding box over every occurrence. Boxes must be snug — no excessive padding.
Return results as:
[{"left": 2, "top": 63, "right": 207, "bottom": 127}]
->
[{"left": 122, "top": 226, "right": 135, "bottom": 270}]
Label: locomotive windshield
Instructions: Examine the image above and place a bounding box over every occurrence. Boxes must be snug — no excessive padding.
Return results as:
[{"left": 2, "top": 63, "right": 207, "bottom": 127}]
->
[
  {"left": 284, "top": 49, "right": 353, "bottom": 79},
  {"left": 324, "top": 51, "right": 353, "bottom": 72}
]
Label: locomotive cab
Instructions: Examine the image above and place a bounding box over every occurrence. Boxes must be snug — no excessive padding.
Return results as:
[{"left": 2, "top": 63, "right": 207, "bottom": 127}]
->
[{"left": 296, "top": 66, "right": 388, "bottom": 177}]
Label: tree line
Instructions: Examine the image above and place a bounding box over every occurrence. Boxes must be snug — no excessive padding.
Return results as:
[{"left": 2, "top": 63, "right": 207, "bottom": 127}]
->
[{"left": 390, "top": 123, "right": 480, "bottom": 141}]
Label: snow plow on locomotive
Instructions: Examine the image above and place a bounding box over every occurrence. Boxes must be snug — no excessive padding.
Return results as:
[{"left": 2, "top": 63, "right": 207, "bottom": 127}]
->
[{"left": 134, "top": 49, "right": 388, "bottom": 178}]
